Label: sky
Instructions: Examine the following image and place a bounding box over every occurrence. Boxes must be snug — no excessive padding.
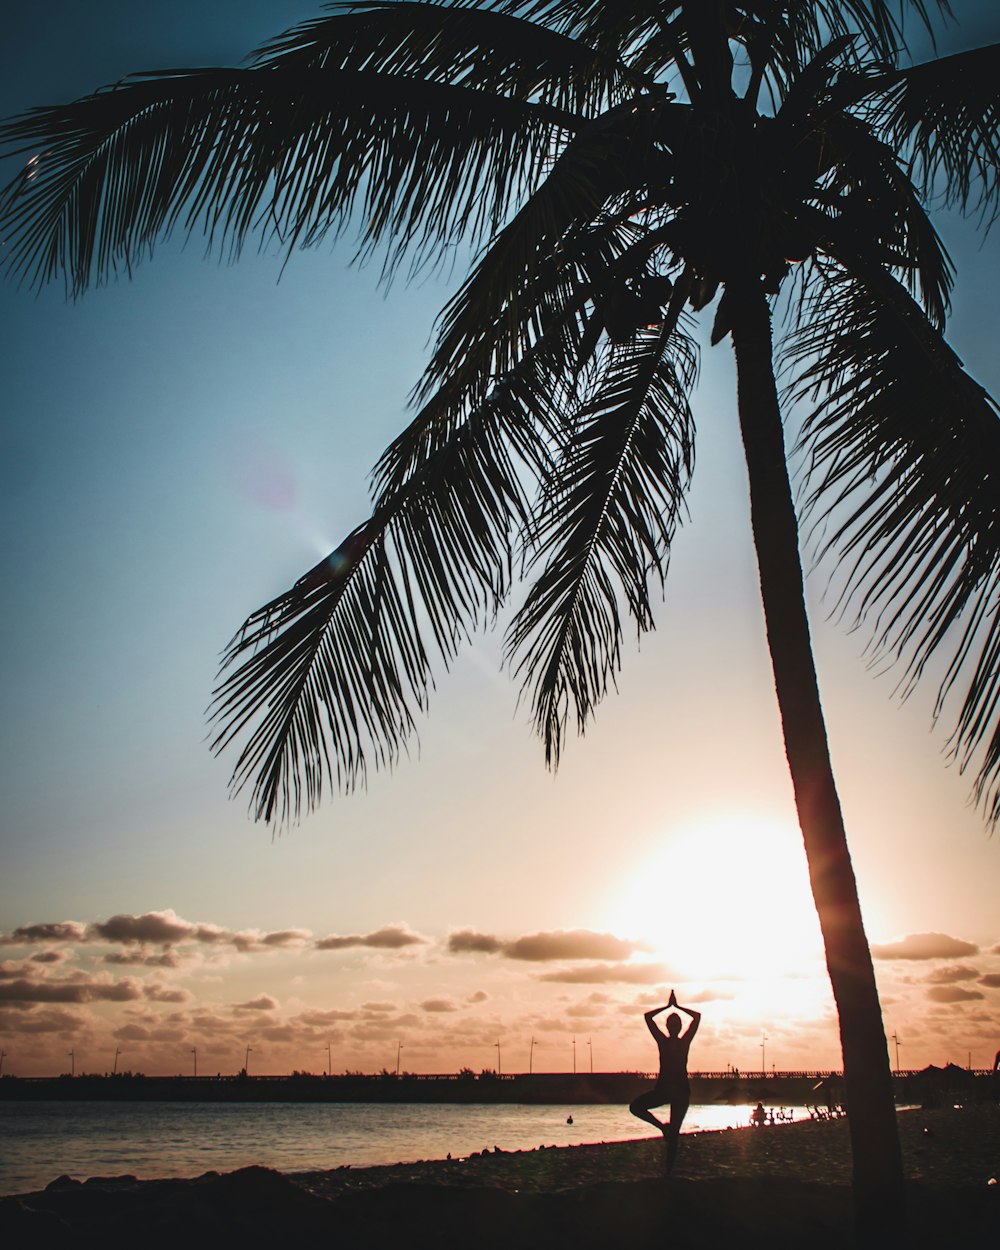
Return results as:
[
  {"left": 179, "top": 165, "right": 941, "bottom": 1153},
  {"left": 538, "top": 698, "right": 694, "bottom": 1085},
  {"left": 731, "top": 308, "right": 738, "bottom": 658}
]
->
[{"left": 2, "top": 1, "right": 1000, "bottom": 1080}]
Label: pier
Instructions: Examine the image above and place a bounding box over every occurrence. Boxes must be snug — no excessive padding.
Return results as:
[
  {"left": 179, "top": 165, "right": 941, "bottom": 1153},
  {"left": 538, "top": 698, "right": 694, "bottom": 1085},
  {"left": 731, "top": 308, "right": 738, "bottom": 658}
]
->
[{"left": 2, "top": 1068, "right": 994, "bottom": 1104}]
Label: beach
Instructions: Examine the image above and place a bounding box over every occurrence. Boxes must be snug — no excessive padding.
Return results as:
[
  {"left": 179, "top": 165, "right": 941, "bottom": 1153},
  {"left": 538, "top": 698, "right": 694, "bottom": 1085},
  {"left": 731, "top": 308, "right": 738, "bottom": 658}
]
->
[{"left": 1, "top": 1105, "right": 996, "bottom": 1247}]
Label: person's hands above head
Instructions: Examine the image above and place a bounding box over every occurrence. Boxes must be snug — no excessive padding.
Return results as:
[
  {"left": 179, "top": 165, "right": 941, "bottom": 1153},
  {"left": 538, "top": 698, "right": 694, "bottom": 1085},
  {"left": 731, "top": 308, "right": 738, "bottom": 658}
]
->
[{"left": 667, "top": 989, "right": 677, "bottom": 1007}]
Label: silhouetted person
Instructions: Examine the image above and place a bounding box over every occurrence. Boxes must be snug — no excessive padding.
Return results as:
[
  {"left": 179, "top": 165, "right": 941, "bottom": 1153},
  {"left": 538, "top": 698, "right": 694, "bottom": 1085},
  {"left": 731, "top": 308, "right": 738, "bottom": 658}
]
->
[{"left": 629, "top": 989, "right": 700, "bottom": 1171}]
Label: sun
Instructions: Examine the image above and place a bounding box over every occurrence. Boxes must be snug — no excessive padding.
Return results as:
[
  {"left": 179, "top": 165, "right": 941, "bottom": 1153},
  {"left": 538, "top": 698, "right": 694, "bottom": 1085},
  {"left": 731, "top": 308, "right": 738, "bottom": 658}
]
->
[{"left": 602, "top": 812, "right": 826, "bottom": 984}]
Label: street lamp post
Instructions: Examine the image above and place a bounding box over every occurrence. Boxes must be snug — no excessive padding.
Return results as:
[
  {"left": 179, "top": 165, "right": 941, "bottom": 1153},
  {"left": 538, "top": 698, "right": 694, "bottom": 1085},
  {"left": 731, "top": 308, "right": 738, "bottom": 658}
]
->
[
  {"left": 326, "top": 1042, "right": 332, "bottom": 1077},
  {"left": 572, "top": 1037, "right": 576, "bottom": 1075},
  {"left": 0, "top": 1049, "right": 6, "bottom": 1077},
  {"left": 68, "top": 1049, "right": 75, "bottom": 1077},
  {"left": 113, "top": 1048, "right": 121, "bottom": 1076},
  {"left": 192, "top": 1048, "right": 197, "bottom": 1078},
  {"left": 244, "top": 1045, "right": 252, "bottom": 1076},
  {"left": 588, "top": 1037, "right": 593, "bottom": 1074},
  {"left": 891, "top": 1033, "right": 902, "bottom": 1072},
  {"left": 529, "top": 1036, "right": 536, "bottom": 1075},
  {"left": 760, "top": 1033, "right": 767, "bottom": 1076},
  {"left": 495, "top": 1040, "right": 501, "bottom": 1076},
  {"left": 396, "top": 1041, "right": 403, "bottom": 1077}
]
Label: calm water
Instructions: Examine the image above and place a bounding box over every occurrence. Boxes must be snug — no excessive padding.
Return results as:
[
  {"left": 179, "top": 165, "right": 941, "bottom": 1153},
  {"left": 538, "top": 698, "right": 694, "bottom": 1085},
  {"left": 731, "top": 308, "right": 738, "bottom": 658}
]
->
[{"left": 0, "top": 1101, "right": 802, "bottom": 1195}]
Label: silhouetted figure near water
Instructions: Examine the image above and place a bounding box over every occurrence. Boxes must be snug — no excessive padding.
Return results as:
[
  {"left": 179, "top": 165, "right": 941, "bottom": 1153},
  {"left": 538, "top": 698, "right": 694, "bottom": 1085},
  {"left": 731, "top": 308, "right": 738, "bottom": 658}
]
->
[{"left": 629, "top": 989, "right": 700, "bottom": 1171}]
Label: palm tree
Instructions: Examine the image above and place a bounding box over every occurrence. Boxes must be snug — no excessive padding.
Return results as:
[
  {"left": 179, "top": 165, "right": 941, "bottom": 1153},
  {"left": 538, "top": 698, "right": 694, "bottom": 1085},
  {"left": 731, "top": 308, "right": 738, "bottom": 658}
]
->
[{"left": 3, "top": 0, "right": 1000, "bottom": 1236}]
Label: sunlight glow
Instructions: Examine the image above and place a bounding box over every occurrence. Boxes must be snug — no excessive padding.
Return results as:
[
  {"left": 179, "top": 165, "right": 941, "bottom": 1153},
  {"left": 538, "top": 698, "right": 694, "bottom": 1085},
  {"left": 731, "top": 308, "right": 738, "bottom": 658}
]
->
[{"left": 603, "top": 812, "right": 826, "bottom": 984}]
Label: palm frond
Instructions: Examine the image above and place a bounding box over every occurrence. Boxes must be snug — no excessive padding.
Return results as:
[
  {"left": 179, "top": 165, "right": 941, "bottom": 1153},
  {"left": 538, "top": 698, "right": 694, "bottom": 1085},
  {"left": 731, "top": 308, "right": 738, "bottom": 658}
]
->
[
  {"left": 251, "top": 0, "right": 649, "bottom": 110},
  {"left": 867, "top": 42, "right": 1000, "bottom": 220},
  {"left": 419, "top": 95, "right": 681, "bottom": 403},
  {"left": 802, "top": 110, "right": 954, "bottom": 327},
  {"left": 0, "top": 64, "right": 577, "bottom": 292},
  {"left": 211, "top": 310, "right": 580, "bottom": 824},
  {"left": 506, "top": 304, "right": 697, "bottom": 765},
  {"left": 785, "top": 258, "right": 1000, "bottom": 823}
]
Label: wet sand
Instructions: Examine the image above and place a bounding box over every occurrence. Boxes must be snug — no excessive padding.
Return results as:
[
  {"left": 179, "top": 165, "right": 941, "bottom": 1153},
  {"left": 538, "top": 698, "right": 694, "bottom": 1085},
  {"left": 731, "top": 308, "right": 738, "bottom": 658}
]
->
[{"left": 3, "top": 1105, "right": 997, "bottom": 1248}]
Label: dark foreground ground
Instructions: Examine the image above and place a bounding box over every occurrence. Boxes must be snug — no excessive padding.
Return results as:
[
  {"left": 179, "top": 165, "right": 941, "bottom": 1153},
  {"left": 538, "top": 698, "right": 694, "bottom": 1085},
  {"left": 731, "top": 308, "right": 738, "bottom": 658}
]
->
[{"left": 2, "top": 1106, "right": 997, "bottom": 1248}]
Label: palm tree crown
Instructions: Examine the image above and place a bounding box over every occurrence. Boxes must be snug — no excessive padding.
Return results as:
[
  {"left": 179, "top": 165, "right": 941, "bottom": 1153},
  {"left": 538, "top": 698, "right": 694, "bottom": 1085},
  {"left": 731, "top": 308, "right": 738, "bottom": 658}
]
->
[{"left": 4, "top": 0, "right": 1000, "bottom": 1233}]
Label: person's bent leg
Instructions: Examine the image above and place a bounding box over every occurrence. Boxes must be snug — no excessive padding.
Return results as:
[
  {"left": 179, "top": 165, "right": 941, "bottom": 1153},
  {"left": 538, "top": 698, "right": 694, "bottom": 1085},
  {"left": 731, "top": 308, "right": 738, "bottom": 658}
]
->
[{"left": 629, "top": 1089, "right": 665, "bottom": 1132}]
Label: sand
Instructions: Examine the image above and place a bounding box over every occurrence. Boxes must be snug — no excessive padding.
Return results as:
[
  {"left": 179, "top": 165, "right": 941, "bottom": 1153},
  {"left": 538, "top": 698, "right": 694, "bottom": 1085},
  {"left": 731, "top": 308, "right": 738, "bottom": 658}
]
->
[{"left": 2, "top": 1105, "right": 997, "bottom": 1248}]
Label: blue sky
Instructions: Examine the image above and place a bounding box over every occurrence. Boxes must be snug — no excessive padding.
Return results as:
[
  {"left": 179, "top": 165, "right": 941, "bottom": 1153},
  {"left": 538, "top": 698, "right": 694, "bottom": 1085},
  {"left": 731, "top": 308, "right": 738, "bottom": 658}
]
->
[{"left": 2, "top": 2, "right": 1000, "bottom": 1078}]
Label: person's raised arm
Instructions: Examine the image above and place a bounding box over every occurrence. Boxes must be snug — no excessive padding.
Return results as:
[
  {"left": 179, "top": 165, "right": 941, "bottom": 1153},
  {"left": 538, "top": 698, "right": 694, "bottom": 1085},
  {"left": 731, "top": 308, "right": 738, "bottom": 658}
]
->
[
  {"left": 644, "top": 1005, "right": 670, "bottom": 1040},
  {"left": 674, "top": 998, "right": 701, "bottom": 1041}
]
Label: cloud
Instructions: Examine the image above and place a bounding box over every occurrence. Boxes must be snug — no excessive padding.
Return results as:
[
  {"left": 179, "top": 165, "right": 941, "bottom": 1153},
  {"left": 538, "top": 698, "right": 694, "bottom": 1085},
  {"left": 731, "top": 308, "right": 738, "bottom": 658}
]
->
[
  {"left": 978, "top": 974, "right": 1000, "bottom": 989},
  {"left": 315, "top": 925, "right": 428, "bottom": 951},
  {"left": 871, "top": 933, "right": 979, "bottom": 961},
  {"left": 91, "top": 911, "right": 195, "bottom": 945},
  {"left": 144, "top": 984, "right": 191, "bottom": 1004},
  {"left": 361, "top": 1001, "right": 395, "bottom": 1013},
  {"left": 467, "top": 990, "right": 489, "bottom": 1004},
  {"left": 297, "top": 1008, "right": 358, "bottom": 1025},
  {"left": 505, "top": 930, "right": 648, "bottom": 962},
  {"left": 447, "top": 930, "right": 502, "bottom": 954},
  {"left": 926, "top": 985, "right": 985, "bottom": 1003},
  {"left": 3, "top": 922, "right": 86, "bottom": 944},
  {"left": 420, "top": 998, "right": 458, "bottom": 1013},
  {"left": 566, "top": 1002, "right": 606, "bottom": 1018},
  {"left": 103, "top": 950, "right": 181, "bottom": 968},
  {"left": 447, "top": 928, "right": 647, "bottom": 962},
  {"left": 539, "top": 962, "right": 671, "bottom": 985},
  {"left": 0, "top": 1006, "right": 84, "bottom": 1035},
  {"left": 30, "top": 950, "right": 69, "bottom": 965},
  {"left": 924, "top": 964, "right": 980, "bottom": 985},
  {"left": 0, "top": 975, "right": 141, "bottom": 1004},
  {"left": 233, "top": 995, "right": 279, "bottom": 1012},
  {"left": 7, "top": 910, "right": 326, "bottom": 956},
  {"left": 261, "top": 930, "right": 311, "bottom": 948}
]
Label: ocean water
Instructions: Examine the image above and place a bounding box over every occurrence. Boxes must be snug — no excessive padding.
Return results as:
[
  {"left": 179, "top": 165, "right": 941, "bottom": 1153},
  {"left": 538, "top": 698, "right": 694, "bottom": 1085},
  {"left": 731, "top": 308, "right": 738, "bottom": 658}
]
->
[{"left": 0, "top": 1100, "right": 804, "bottom": 1196}]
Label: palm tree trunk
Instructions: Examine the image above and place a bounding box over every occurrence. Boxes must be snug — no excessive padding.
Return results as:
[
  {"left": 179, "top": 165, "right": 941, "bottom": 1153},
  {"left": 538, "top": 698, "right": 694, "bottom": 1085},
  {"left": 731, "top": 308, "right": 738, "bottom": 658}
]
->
[{"left": 727, "top": 276, "right": 904, "bottom": 1241}]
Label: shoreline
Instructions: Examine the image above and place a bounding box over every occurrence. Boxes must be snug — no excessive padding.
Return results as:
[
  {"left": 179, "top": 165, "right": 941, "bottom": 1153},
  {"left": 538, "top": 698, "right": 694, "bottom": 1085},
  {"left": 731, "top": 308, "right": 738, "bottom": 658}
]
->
[{"left": 2, "top": 1106, "right": 997, "bottom": 1247}]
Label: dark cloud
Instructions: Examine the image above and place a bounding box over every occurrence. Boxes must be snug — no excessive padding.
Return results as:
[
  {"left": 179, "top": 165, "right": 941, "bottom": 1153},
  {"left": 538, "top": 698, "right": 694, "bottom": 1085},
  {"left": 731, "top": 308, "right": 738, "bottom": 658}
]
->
[
  {"left": 103, "top": 950, "right": 181, "bottom": 968},
  {"left": 0, "top": 975, "right": 141, "bottom": 1003},
  {"left": 233, "top": 995, "right": 279, "bottom": 1012},
  {"left": 0, "top": 1006, "right": 84, "bottom": 1035},
  {"left": 924, "top": 964, "right": 980, "bottom": 985},
  {"left": 978, "top": 974, "right": 1000, "bottom": 989},
  {"left": 4, "top": 922, "right": 86, "bottom": 944},
  {"left": 926, "top": 985, "right": 985, "bottom": 1003},
  {"left": 447, "top": 930, "right": 503, "bottom": 955},
  {"left": 504, "top": 930, "right": 647, "bottom": 962},
  {"left": 420, "top": 998, "right": 458, "bottom": 1013},
  {"left": 91, "top": 911, "right": 194, "bottom": 945},
  {"left": 467, "top": 990, "right": 489, "bottom": 1004},
  {"left": 7, "top": 910, "right": 328, "bottom": 956},
  {"left": 144, "top": 984, "right": 191, "bottom": 1003},
  {"left": 260, "top": 930, "right": 311, "bottom": 948},
  {"left": 871, "top": 933, "right": 979, "bottom": 961},
  {"left": 315, "top": 925, "right": 427, "bottom": 951},
  {"left": 539, "top": 962, "right": 671, "bottom": 985},
  {"left": 361, "top": 1001, "right": 395, "bottom": 1013},
  {"left": 448, "top": 928, "right": 646, "bottom": 962},
  {"left": 30, "top": 950, "right": 69, "bottom": 965}
]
